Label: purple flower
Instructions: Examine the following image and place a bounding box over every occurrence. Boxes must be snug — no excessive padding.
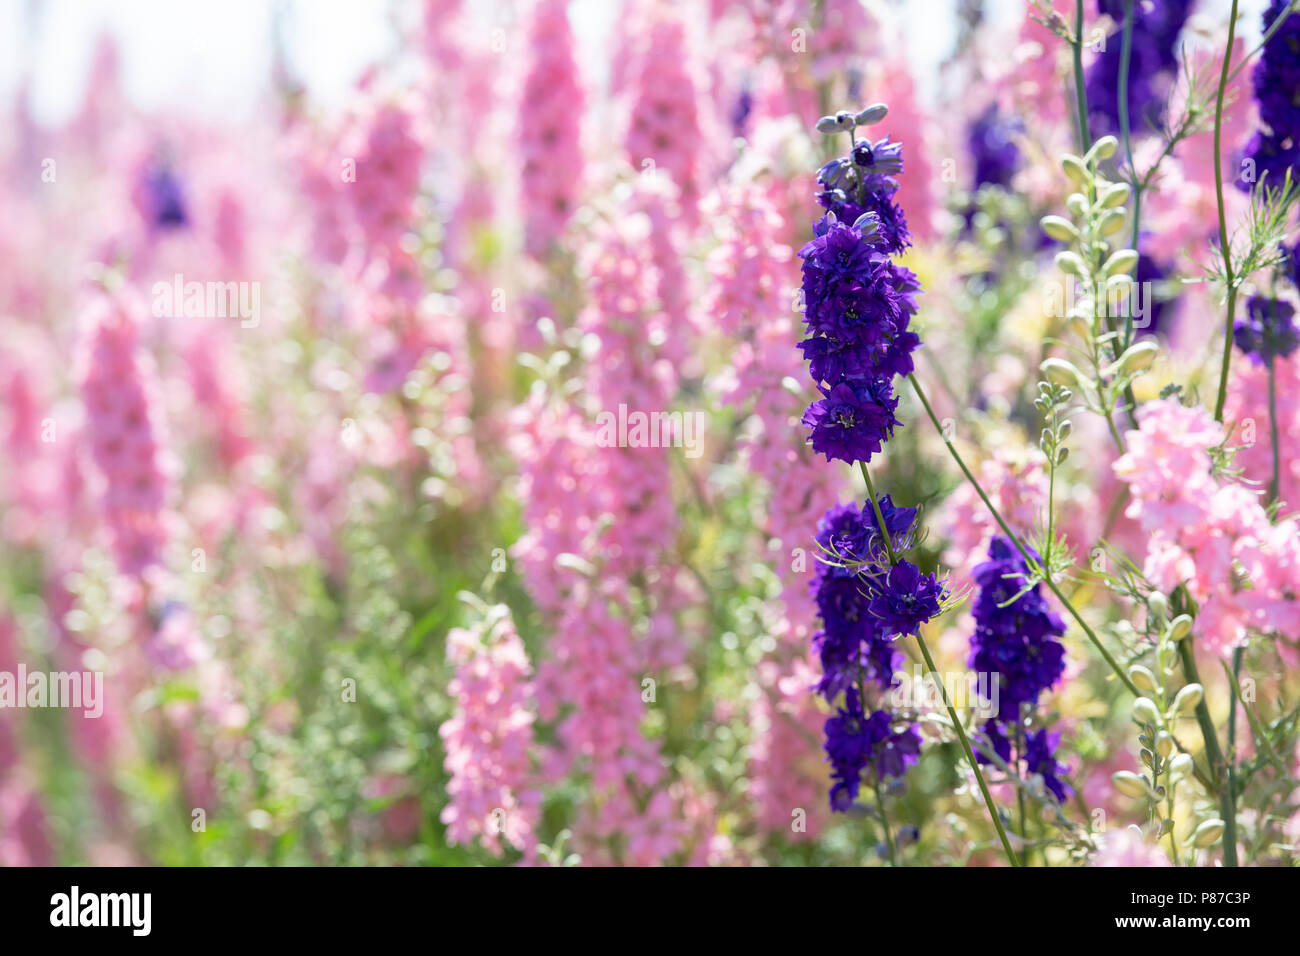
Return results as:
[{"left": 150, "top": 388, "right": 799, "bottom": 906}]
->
[
  {"left": 866, "top": 560, "right": 947, "bottom": 637},
  {"left": 967, "top": 536, "right": 1067, "bottom": 713},
  {"left": 802, "top": 379, "right": 899, "bottom": 465},
  {"left": 1235, "top": 295, "right": 1300, "bottom": 365},
  {"left": 1024, "top": 729, "right": 1072, "bottom": 803},
  {"left": 824, "top": 689, "right": 922, "bottom": 811}
]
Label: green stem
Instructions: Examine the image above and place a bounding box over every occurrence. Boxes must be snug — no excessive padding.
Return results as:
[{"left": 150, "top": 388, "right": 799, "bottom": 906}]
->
[
  {"left": 907, "top": 373, "right": 1141, "bottom": 698},
  {"left": 856, "top": 444, "right": 1018, "bottom": 867},
  {"left": 1268, "top": 358, "right": 1281, "bottom": 506},
  {"left": 1176, "top": 639, "right": 1236, "bottom": 866},
  {"left": 874, "top": 776, "right": 898, "bottom": 866},
  {"left": 1225, "top": 647, "right": 1242, "bottom": 865},
  {"left": 859, "top": 462, "right": 897, "bottom": 564},
  {"left": 1119, "top": 0, "right": 1139, "bottom": 349},
  {"left": 1225, "top": 1, "right": 1299, "bottom": 86},
  {"left": 1071, "top": 0, "right": 1092, "bottom": 154},
  {"left": 914, "top": 628, "right": 1021, "bottom": 866},
  {"left": 1212, "top": 0, "right": 1241, "bottom": 423}
]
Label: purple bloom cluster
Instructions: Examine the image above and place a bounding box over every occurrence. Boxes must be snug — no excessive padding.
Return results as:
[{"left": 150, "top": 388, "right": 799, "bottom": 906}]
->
[
  {"left": 799, "top": 137, "right": 922, "bottom": 466},
  {"left": 1085, "top": 0, "right": 1192, "bottom": 138},
  {"left": 966, "top": 536, "right": 1072, "bottom": 801},
  {"left": 811, "top": 497, "right": 947, "bottom": 810},
  {"left": 967, "top": 104, "right": 1022, "bottom": 190},
  {"left": 1241, "top": 0, "right": 1300, "bottom": 190},
  {"left": 802, "top": 114, "right": 941, "bottom": 812},
  {"left": 139, "top": 161, "right": 189, "bottom": 230},
  {"left": 1235, "top": 295, "right": 1300, "bottom": 365},
  {"left": 824, "top": 688, "right": 923, "bottom": 811}
]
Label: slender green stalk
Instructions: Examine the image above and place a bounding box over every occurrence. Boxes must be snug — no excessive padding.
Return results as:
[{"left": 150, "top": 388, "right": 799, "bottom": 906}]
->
[
  {"left": 1072, "top": 0, "right": 1092, "bottom": 154},
  {"left": 859, "top": 463, "right": 897, "bottom": 563},
  {"left": 1119, "top": 0, "right": 1139, "bottom": 348},
  {"left": 1212, "top": 0, "right": 1241, "bottom": 422},
  {"left": 1225, "top": 647, "right": 1243, "bottom": 866},
  {"left": 874, "top": 777, "right": 898, "bottom": 866},
  {"left": 1268, "top": 358, "right": 1281, "bottom": 506},
  {"left": 1176, "top": 640, "right": 1236, "bottom": 865},
  {"left": 915, "top": 628, "right": 1021, "bottom": 866},
  {"left": 857, "top": 450, "right": 1018, "bottom": 866},
  {"left": 1225, "top": 0, "right": 1299, "bottom": 85},
  {"left": 907, "top": 373, "right": 1141, "bottom": 698}
]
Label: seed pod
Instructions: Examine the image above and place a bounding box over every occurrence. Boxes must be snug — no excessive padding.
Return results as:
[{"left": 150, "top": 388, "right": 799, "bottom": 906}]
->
[
  {"left": 1172, "top": 683, "right": 1204, "bottom": 716},
  {"left": 855, "top": 103, "right": 888, "bottom": 126},
  {"left": 1192, "top": 819, "right": 1225, "bottom": 848},
  {"left": 1133, "top": 697, "right": 1161, "bottom": 726},
  {"left": 1128, "top": 664, "right": 1158, "bottom": 693},
  {"left": 1040, "top": 215, "right": 1079, "bottom": 241}
]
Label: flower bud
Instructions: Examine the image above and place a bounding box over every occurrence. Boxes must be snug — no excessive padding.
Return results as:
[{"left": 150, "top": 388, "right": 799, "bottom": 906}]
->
[
  {"left": 1040, "top": 215, "right": 1079, "bottom": 241},
  {"left": 1168, "top": 753, "right": 1194, "bottom": 783},
  {"left": 815, "top": 115, "right": 839, "bottom": 134},
  {"left": 1100, "top": 182, "right": 1132, "bottom": 209},
  {"left": 1133, "top": 697, "right": 1161, "bottom": 726},
  {"left": 1112, "top": 771, "right": 1153, "bottom": 799},
  {"left": 1147, "top": 592, "right": 1169, "bottom": 622},
  {"left": 1054, "top": 251, "right": 1087, "bottom": 277},
  {"left": 1112, "top": 340, "right": 1159, "bottom": 377},
  {"left": 1062, "top": 154, "right": 1089, "bottom": 185},
  {"left": 1172, "top": 683, "right": 1203, "bottom": 716},
  {"left": 1128, "top": 664, "right": 1158, "bottom": 693},
  {"left": 854, "top": 103, "right": 888, "bottom": 126},
  {"left": 1192, "top": 819, "right": 1225, "bottom": 848},
  {"left": 1156, "top": 732, "right": 1175, "bottom": 758},
  {"left": 1102, "top": 248, "right": 1139, "bottom": 276},
  {"left": 1040, "top": 357, "right": 1088, "bottom": 388},
  {"left": 1098, "top": 208, "right": 1127, "bottom": 236},
  {"left": 1086, "top": 135, "right": 1119, "bottom": 163},
  {"left": 1066, "top": 193, "right": 1088, "bottom": 217},
  {"left": 1166, "top": 614, "right": 1192, "bottom": 641},
  {"left": 834, "top": 110, "right": 856, "bottom": 130}
]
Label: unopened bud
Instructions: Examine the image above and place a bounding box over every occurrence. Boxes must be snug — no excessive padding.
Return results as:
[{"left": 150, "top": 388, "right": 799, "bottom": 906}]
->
[
  {"left": 1192, "top": 819, "right": 1225, "bottom": 848},
  {"left": 1086, "top": 135, "right": 1119, "bottom": 163},
  {"left": 1100, "top": 182, "right": 1132, "bottom": 209},
  {"left": 1102, "top": 248, "right": 1139, "bottom": 277},
  {"left": 1156, "top": 732, "right": 1175, "bottom": 758},
  {"left": 1172, "top": 683, "right": 1204, "bottom": 716},
  {"left": 854, "top": 103, "right": 888, "bottom": 126},
  {"left": 1041, "top": 215, "right": 1079, "bottom": 242},
  {"left": 1166, "top": 614, "right": 1192, "bottom": 641},
  {"left": 1098, "top": 208, "right": 1127, "bottom": 236},
  {"left": 1112, "top": 771, "right": 1153, "bottom": 800},
  {"left": 1133, "top": 697, "right": 1161, "bottom": 726},
  {"left": 1062, "top": 154, "right": 1089, "bottom": 185},
  {"left": 1148, "top": 592, "right": 1169, "bottom": 622},
  {"left": 815, "top": 115, "right": 839, "bottom": 134},
  {"left": 1055, "top": 251, "right": 1087, "bottom": 277},
  {"left": 1040, "top": 357, "right": 1088, "bottom": 388},
  {"left": 1128, "top": 664, "right": 1158, "bottom": 693},
  {"left": 1113, "top": 340, "right": 1159, "bottom": 377}
]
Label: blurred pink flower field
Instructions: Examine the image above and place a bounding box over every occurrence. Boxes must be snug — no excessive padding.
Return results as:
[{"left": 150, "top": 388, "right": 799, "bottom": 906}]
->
[{"left": 1, "top": 0, "right": 1299, "bottom": 868}]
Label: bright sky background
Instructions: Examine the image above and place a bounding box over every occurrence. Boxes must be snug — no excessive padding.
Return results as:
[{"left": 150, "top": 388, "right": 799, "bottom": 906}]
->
[{"left": 0, "top": 0, "right": 1268, "bottom": 128}]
